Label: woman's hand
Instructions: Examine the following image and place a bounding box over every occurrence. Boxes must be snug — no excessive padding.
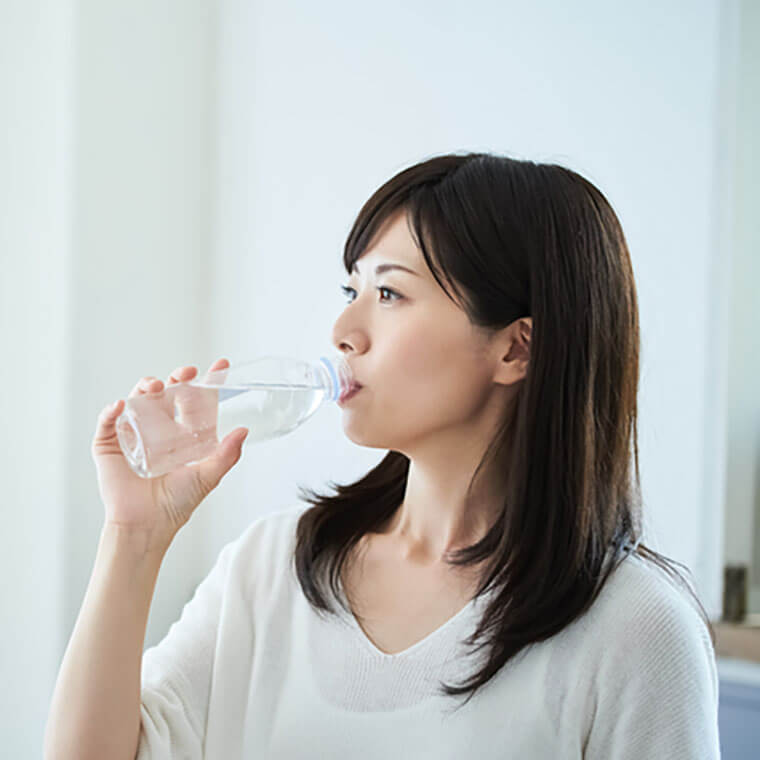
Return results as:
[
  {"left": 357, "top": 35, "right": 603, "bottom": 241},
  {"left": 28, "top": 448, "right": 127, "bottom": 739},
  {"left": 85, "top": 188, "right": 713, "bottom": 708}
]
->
[{"left": 91, "top": 358, "right": 248, "bottom": 552}]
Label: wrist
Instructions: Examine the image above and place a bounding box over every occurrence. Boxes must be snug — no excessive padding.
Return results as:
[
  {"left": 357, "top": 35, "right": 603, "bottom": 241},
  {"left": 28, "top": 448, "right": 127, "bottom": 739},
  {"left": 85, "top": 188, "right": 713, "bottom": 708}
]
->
[{"left": 100, "top": 521, "right": 174, "bottom": 559}]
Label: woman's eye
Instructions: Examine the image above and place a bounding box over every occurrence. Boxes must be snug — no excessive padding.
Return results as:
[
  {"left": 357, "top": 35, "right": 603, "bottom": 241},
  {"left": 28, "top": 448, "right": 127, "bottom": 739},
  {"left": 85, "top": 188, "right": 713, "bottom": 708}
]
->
[{"left": 340, "top": 285, "right": 403, "bottom": 304}]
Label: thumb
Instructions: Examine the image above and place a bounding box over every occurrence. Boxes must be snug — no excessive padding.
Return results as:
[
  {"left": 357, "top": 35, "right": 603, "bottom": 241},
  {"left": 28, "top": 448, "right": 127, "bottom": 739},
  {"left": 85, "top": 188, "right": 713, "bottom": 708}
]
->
[
  {"left": 92, "top": 399, "right": 126, "bottom": 455},
  {"left": 194, "top": 427, "right": 249, "bottom": 491}
]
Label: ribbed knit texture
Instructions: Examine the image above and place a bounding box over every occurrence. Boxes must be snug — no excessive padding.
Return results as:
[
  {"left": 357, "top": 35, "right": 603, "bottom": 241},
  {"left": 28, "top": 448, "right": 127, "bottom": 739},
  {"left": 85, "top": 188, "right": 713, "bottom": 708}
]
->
[{"left": 136, "top": 503, "right": 720, "bottom": 759}]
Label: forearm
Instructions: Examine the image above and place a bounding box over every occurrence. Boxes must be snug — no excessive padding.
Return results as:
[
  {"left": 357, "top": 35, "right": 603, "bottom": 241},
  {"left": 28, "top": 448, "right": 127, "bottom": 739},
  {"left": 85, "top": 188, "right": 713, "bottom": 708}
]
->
[{"left": 44, "top": 523, "right": 168, "bottom": 760}]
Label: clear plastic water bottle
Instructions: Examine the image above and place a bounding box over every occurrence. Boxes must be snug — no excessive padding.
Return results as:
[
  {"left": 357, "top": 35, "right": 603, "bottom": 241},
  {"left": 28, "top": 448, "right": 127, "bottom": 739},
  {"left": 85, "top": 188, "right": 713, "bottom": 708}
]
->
[{"left": 115, "top": 354, "right": 354, "bottom": 479}]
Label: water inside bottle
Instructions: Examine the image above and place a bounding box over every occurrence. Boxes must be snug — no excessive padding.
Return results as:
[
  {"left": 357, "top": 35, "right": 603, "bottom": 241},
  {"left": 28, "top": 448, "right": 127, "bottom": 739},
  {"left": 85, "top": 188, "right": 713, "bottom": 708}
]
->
[
  {"left": 119, "top": 381, "right": 327, "bottom": 478},
  {"left": 210, "top": 381, "right": 326, "bottom": 441}
]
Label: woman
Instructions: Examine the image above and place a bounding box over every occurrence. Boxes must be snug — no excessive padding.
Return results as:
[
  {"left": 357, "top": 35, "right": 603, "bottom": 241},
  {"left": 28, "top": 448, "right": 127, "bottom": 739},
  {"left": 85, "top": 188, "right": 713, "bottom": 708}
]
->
[{"left": 45, "top": 152, "right": 720, "bottom": 759}]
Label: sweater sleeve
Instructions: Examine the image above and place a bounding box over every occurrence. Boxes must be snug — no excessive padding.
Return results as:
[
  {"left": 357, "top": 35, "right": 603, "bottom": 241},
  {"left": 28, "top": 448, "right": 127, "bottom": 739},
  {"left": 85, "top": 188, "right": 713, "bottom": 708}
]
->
[
  {"left": 583, "top": 575, "right": 721, "bottom": 759},
  {"left": 135, "top": 536, "right": 238, "bottom": 760}
]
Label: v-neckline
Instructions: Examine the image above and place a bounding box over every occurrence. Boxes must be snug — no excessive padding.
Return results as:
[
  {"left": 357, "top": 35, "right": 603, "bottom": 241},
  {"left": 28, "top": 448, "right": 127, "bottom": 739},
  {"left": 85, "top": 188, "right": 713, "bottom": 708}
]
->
[{"left": 337, "top": 574, "right": 483, "bottom": 660}]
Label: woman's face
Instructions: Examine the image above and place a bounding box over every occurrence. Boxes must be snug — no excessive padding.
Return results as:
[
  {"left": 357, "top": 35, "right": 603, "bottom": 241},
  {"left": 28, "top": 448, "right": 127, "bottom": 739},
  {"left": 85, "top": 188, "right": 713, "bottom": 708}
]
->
[{"left": 331, "top": 209, "right": 514, "bottom": 456}]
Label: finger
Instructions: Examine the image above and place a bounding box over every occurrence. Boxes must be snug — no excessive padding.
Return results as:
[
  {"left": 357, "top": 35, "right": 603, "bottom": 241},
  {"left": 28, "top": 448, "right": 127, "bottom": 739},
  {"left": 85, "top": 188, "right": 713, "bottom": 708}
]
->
[
  {"left": 201, "top": 358, "right": 230, "bottom": 387},
  {"left": 209, "top": 357, "right": 229, "bottom": 372},
  {"left": 174, "top": 359, "right": 222, "bottom": 432},
  {"left": 92, "top": 399, "right": 125, "bottom": 447},
  {"left": 205, "top": 358, "right": 229, "bottom": 379},
  {"left": 128, "top": 376, "right": 163, "bottom": 399},
  {"left": 193, "top": 426, "right": 249, "bottom": 492},
  {"left": 167, "top": 366, "right": 198, "bottom": 385}
]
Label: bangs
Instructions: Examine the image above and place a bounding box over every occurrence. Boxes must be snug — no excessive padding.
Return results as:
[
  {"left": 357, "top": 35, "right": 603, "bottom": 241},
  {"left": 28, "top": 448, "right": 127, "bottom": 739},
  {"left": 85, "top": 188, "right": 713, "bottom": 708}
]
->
[{"left": 342, "top": 185, "right": 472, "bottom": 312}]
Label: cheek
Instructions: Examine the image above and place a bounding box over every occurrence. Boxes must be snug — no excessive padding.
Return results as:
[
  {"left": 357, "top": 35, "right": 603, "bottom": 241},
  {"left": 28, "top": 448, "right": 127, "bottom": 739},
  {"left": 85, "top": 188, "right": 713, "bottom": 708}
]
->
[
  {"left": 338, "top": 316, "right": 493, "bottom": 445},
  {"left": 395, "top": 321, "right": 478, "bottom": 381},
  {"left": 389, "top": 319, "right": 457, "bottom": 375},
  {"left": 382, "top": 331, "right": 490, "bottom": 421}
]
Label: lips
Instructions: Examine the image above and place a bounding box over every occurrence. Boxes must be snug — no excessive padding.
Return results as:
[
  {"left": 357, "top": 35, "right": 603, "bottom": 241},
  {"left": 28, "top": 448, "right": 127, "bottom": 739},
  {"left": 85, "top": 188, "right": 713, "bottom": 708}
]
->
[{"left": 339, "top": 382, "right": 363, "bottom": 403}]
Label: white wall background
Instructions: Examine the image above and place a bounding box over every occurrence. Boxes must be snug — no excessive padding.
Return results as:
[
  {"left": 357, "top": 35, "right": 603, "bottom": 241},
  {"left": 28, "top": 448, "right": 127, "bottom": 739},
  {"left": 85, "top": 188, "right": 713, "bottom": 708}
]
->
[
  {"left": 0, "top": 0, "right": 745, "bottom": 755},
  {"left": 723, "top": 0, "right": 760, "bottom": 609},
  {"left": 0, "top": 2, "right": 75, "bottom": 755}
]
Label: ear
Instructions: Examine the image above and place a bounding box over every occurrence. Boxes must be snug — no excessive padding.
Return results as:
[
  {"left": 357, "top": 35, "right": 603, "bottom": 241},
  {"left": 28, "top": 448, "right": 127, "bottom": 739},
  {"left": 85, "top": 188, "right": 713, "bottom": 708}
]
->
[{"left": 493, "top": 317, "right": 532, "bottom": 386}]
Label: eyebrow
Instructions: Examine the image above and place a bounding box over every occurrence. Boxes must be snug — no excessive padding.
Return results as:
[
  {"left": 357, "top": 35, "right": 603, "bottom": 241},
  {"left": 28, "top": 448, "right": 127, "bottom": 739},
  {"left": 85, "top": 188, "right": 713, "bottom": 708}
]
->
[{"left": 351, "top": 262, "right": 420, "bottom": 277}]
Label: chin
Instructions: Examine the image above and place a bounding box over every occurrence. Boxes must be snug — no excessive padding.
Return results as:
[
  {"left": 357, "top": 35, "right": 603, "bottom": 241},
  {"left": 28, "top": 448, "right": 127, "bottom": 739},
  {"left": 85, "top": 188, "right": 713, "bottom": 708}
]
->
[{"left": 340, "top": 420, "right": 399, "bottom": 451}]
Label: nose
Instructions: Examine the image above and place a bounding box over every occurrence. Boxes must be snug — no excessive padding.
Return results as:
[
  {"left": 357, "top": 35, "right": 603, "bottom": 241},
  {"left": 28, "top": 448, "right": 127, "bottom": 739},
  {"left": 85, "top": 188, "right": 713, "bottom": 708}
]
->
[
  {"left": 332, "top": 332, "right": 363, "bottom": 357},
  {"left": 331, "top": 314, "right": 368, "bottom": 357}
]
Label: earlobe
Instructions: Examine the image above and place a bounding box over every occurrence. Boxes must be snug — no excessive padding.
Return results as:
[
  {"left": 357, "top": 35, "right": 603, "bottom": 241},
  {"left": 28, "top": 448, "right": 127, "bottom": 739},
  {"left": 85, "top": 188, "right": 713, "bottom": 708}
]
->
[{"left": 493, "top": 356, "right": 529, "bottom": 387}]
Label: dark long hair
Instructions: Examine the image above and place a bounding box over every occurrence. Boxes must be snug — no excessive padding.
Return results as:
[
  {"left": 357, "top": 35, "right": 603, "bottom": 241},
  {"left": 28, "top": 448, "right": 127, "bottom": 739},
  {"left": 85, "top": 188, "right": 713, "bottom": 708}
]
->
[{"left": 292, "top": 151, "right": 714, "bottom": 710}]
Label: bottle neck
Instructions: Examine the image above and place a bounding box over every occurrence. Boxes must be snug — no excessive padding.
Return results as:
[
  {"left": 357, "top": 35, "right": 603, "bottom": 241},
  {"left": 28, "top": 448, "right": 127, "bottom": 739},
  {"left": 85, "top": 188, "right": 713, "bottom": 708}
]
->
[{"left": 317, "top": 355, "right": 351, "bottom": 401}]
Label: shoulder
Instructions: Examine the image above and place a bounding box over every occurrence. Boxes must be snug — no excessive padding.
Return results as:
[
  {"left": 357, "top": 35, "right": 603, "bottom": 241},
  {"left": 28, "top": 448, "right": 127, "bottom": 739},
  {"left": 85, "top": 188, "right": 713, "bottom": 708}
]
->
[
  {"left": 572, "top": 553, "right": 722, "bottom": 756},
  {"left": 212, "top": 502, "right": 312, "bottom": 595},
  {"left": 574, "top": 551, "right": 718, "bottom": 703},
  {"left": 586, "top": 552, "right": 712, "bottom": 648},
  {"left": 234, "top": 502, "right": 311, "bottom": 553},
  {"left": 227, "top": 502, "right": 311, "bottom": 566}
]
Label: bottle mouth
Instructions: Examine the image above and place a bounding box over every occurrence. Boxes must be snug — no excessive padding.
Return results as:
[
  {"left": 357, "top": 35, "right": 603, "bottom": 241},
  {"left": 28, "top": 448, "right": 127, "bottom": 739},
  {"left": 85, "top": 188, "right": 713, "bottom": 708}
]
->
[{"left": 319, "top": 355, "right": 353, "bottom": 401}]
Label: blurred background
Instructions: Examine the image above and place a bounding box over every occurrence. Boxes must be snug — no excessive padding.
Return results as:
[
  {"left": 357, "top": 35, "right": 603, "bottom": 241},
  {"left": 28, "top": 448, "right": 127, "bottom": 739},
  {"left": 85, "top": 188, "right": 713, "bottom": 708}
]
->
[{"left": 1, "top": 0, "right": 757, "bottom": 756}]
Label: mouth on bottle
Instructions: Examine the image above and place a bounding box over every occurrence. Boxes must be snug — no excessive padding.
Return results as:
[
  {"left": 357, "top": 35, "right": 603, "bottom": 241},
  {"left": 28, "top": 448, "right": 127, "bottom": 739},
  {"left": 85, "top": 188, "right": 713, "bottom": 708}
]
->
[{"left": 338, "top": 383, "right": 363, "bottom": 403}]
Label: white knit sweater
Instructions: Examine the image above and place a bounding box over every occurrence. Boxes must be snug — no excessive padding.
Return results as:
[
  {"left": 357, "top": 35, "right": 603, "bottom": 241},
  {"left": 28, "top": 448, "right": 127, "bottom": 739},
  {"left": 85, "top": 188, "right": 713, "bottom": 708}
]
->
[{"left": 136, "top": 503, "right": 720, "bottom": 758}]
